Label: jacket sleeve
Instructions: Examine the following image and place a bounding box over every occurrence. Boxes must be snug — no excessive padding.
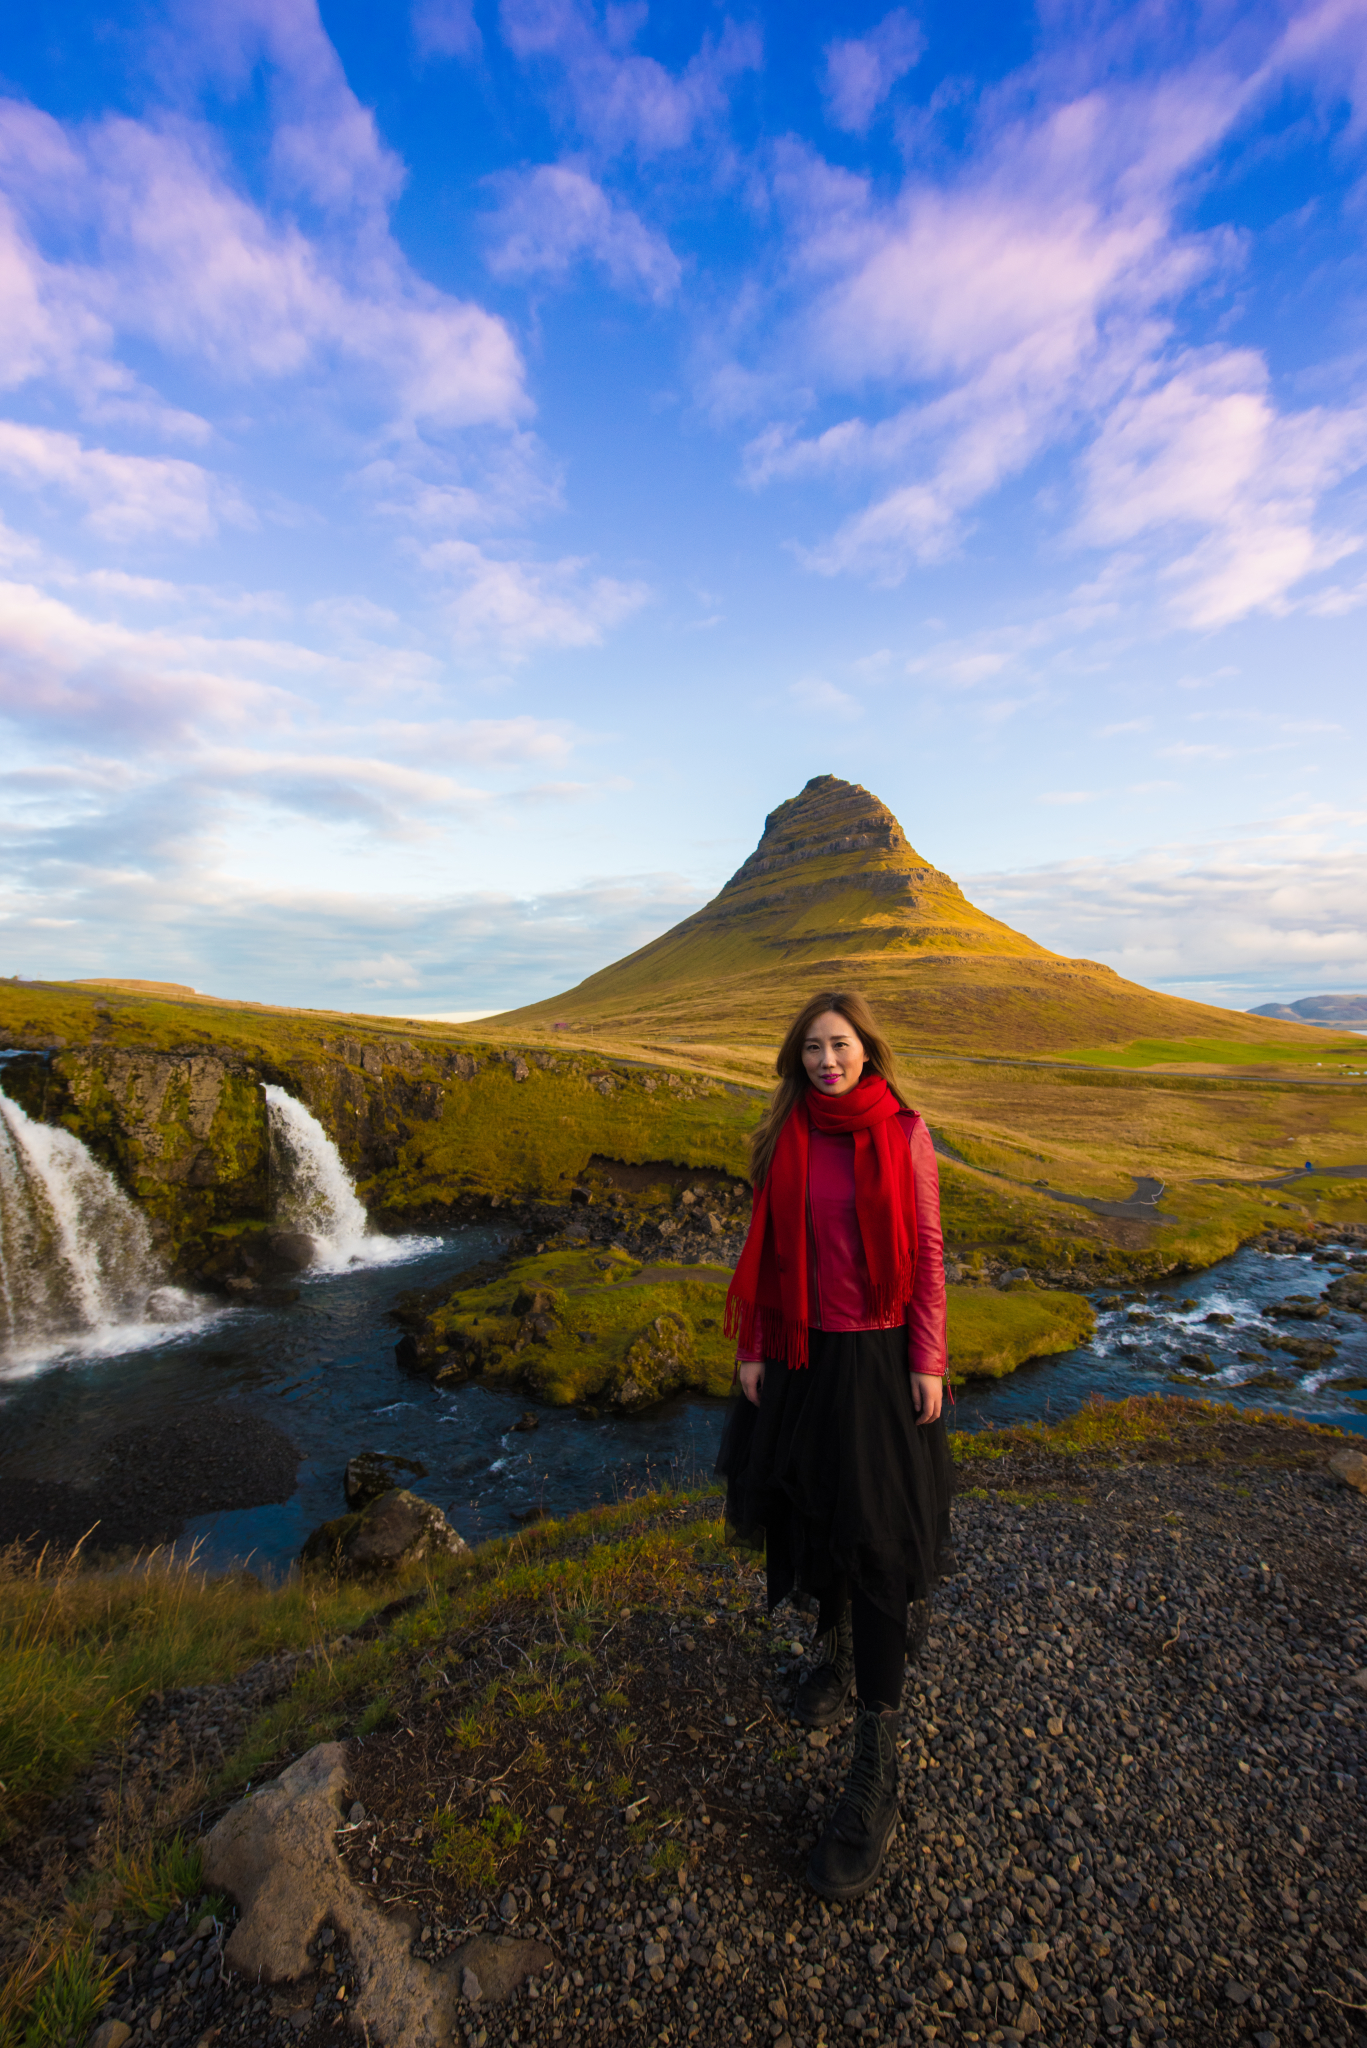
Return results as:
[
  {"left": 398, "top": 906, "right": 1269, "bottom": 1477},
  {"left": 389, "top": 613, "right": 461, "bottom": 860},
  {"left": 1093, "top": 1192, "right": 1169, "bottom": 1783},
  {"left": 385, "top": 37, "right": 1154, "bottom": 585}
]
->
[{"left": 907, "top": 1117, "right": 949, "bottom": 1377}]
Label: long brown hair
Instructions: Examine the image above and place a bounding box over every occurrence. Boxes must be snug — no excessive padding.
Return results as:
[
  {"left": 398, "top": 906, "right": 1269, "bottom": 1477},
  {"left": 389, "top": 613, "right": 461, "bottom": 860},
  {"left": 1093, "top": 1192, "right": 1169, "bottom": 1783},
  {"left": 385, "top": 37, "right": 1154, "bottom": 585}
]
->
[{"left": 748, "top": 989, "right": 908, "bottom": 1186}]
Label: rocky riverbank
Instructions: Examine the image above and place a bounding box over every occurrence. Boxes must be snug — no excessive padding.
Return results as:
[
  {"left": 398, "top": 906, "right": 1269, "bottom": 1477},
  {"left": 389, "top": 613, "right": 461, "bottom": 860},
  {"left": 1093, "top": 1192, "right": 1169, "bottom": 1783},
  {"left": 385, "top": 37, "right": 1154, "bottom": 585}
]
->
[{"left": 15, "top": 1399, "right": 1364, "bottom": 2048}]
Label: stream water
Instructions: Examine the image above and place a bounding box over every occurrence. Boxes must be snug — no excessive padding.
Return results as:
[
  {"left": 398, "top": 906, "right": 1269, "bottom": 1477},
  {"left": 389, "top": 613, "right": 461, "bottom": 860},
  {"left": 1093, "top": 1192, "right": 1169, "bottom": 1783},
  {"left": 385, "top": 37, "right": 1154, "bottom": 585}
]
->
[
  {"left": 0, "top": 1226, "right": 1361, "bottom": 1579},
  {"left": 1, "top": 1076, "right": 1363, "bottom": 1577}
]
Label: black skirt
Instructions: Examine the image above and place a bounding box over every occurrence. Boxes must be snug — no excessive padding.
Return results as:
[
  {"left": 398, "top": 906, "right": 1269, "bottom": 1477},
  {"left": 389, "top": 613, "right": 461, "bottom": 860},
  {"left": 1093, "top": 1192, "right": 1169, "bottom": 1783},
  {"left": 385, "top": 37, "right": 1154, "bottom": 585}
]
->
[{"left": 715, "top": 1325, "right": 952, "bottom": 1633}]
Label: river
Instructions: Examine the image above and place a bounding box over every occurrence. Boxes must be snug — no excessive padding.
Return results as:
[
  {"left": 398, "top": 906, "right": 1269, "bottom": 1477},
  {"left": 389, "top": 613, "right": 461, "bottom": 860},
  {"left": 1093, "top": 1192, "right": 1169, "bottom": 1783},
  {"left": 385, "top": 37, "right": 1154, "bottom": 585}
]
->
[{"left": 0, "top": 1224, "right": 1362, "bottom": 1578}]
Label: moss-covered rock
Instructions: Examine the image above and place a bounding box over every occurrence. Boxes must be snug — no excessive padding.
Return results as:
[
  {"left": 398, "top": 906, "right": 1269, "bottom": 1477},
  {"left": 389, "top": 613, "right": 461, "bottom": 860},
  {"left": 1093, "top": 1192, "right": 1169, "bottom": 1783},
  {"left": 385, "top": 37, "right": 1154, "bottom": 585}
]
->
[
  {"left": 402, "top": 1248, "right": 737, "bottom": 1410},
  {"left": 946, "top": 1282, "right": 1096, "bottom": 1379}
]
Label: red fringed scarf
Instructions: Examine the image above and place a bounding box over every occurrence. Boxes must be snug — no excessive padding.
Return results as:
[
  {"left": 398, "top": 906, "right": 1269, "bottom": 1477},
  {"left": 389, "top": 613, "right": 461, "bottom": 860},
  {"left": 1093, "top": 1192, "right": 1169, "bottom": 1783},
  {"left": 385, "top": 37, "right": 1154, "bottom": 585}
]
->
[{"left": 724, "top": 1072, "right": 918, "bottom": 1368}]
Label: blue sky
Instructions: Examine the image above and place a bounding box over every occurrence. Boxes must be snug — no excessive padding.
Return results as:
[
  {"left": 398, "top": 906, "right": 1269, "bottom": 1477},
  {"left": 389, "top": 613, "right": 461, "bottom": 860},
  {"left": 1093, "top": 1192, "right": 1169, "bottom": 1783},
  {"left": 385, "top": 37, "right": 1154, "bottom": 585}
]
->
[{"left": 2, "top": 0, "right": 1365, "bottom": 1019}]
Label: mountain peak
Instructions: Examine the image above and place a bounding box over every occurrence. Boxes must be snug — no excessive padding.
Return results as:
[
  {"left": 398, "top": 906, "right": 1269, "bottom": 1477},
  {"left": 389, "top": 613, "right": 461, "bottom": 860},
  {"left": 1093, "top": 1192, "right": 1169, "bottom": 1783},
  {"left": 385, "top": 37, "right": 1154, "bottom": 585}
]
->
[
  {"left": 489, "top": 773, "right": 1312, "bottom": 1053},
  {"left": 720, "top": 774, "right": 920, "bottom": 893}
]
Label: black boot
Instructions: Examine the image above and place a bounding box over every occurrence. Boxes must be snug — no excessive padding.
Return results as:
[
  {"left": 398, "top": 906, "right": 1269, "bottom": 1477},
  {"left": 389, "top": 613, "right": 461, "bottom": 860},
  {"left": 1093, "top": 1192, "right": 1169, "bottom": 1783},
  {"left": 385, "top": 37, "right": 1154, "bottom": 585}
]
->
[
  {"left": 805, "top": 1704, "right": 900, "bottom": 1901},
  {"left": 793, "top": 1606, "right": 854, "bottom": 1728}
]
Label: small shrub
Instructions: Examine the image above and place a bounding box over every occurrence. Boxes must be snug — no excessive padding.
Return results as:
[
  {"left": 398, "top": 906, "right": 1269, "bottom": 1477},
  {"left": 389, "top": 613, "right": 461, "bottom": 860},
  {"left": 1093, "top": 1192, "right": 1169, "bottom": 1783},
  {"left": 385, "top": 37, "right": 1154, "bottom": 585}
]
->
[
  {"left": 428, "top": 1814, "right": 497, "bottom": 1891},
  {"left": 355, "top": 1694, "right": 393, "bottom": 1737},
  {"left": 113, "top": 1834, "right": 204, "bottom": 1924},
  {"left": 0, "top": 1930, "right": 112, "bottom": 2048},
  {"left": 428, "top": 1804, "right": 524, "bottom": 1891},
  {"left": 447, "top": 1709, "right": 487, "bottom": 1750}
]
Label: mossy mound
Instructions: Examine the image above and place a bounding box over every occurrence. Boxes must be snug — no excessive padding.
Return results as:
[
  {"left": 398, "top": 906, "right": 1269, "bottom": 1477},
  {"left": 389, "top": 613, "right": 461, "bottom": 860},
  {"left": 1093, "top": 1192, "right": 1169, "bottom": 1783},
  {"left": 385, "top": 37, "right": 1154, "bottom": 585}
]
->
[
  {"left": 407, "top": 1255, "right": 1097, "bottom": 1403},
  {"left": 409, "top": 1248, "right": 738, "bottom": 1410},
  {"left": 946, "top": 1282, "right": 1096, "bottom": 1379}
]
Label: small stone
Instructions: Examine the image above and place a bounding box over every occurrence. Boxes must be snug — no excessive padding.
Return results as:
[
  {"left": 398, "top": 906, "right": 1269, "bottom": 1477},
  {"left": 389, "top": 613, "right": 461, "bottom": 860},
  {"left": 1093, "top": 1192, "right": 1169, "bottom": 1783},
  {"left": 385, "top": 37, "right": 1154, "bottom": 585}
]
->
[
  {"left": 92, "top": 1908, "right": 114, "bottom": 1934},
  {"left": 548, "top": 1805, "right": 566, "bottom": 1826},
  {"left": 87, "top": 2024, "right": 133, "bottom": 2048},
  {"left": 868, "top": 1941, "right": 889, "bottom": 1968},
  {"left": 1329, "top": 1448, "right": 1367, "bottom": 1493},
  {"left": 946, "top": 1931, "right": 968, "bottom": 1955},
  {"left": 644, "top": 1941, "right": 665, "bottom": 1966},
  {"left": 499, "top": 1891, "right": 518, "bottom": 1922},
  {"left": 1016, "top": 2001, "right": 1042, "bottom": 2037},
  {"left": 1013, "top": 1957, "right": 1039, "bottom": 1993},
  {"left": 1021, "top": 1942, "right": 1049, "bottom": 1962},
  {"left": 463, "top": 1966, "right": 482, "bottom": 2002},
  {"left": 348, "top": 1800, "right": 366, "bottom": 1824},
  {"left": 1226, "top": 1978, "right": 1254, "bottom": 2006}
]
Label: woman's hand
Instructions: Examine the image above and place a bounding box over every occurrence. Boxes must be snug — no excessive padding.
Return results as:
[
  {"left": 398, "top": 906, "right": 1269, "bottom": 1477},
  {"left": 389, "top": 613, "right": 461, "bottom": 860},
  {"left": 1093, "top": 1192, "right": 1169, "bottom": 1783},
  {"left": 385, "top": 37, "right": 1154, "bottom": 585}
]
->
[
  {"left": 739, "top": 1360, "right": 765, "bottom": 1407},
  {"left": 910, "top": 1372, "right": 943, "bottom": 1424}
]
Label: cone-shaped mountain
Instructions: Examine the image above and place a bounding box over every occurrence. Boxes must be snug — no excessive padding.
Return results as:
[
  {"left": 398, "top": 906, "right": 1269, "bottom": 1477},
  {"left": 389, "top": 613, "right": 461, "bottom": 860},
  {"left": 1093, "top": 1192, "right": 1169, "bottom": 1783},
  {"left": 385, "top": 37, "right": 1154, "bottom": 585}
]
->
[{"left": 496, "top": 775, "right": 1314, "bottom": 1055}]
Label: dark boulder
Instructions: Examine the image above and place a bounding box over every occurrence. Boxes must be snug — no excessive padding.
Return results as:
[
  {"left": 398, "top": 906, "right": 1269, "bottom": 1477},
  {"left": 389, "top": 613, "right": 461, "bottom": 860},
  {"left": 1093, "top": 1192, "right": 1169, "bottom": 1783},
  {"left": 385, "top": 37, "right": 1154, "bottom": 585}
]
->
[
  {"left": 302, "top": 1488, "right": 467, "bottom": 1576},
  {"left": 345, "top": 1450, "right": 428, "bottom": 1511}
]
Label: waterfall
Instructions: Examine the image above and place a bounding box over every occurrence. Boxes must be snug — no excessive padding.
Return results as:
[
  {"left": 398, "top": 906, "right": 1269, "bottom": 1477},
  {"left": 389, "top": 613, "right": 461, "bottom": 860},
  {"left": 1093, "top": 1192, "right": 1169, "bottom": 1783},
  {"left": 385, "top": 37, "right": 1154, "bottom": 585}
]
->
[
  {"left": 264, "top": 1086, "right": 416, "bottom": 1272},
  {"left": 0, "top": 1081, "right": 204, "bottom": 1373}
]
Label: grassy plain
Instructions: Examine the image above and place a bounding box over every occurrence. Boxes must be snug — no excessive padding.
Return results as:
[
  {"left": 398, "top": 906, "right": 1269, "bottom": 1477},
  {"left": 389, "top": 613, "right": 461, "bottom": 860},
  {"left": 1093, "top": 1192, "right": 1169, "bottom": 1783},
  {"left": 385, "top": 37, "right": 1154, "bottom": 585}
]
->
[{"left": 4, "top": 975, "right": 1366, "bottom": 1288}]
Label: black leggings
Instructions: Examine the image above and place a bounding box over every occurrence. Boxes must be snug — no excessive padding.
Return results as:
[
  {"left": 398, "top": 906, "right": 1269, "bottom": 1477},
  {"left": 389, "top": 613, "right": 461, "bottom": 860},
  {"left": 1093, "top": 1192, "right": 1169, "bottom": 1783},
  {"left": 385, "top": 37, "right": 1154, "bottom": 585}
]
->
[{"left": 851, "top": 1586, "right": 905, "bottom": 1713}]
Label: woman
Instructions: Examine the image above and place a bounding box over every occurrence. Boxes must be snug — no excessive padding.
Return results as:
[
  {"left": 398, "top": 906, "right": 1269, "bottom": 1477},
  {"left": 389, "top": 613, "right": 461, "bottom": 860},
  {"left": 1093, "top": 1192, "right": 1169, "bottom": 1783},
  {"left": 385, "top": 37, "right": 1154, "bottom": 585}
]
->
[{"left": 717, "top": 990, "right": 951, "bottom": 1902}]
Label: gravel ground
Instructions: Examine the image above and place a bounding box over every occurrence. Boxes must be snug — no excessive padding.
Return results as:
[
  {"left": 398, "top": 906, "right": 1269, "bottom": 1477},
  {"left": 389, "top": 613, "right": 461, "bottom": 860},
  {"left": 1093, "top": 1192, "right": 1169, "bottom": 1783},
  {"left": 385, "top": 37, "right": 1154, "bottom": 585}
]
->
[
  {"left": 0, "top": 1403, "right": 302, "bottom": 1554},
  {"left": 71, "top": 1427, "right": 1367, "bottom": 2048}
]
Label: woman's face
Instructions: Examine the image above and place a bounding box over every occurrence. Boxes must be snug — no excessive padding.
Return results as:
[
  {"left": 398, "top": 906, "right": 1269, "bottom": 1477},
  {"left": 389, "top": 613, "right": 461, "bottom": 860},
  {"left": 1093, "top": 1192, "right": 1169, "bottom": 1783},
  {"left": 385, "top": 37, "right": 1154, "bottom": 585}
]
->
[{"left": 801, "top": 1010, "right": 867, "bottom": 1096}]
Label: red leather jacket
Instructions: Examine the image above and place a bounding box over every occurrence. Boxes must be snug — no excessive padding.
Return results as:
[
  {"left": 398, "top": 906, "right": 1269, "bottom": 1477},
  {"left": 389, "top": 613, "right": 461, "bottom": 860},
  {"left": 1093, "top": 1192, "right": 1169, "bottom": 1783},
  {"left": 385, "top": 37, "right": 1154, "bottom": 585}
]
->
[{"left": 737, "top": 1110, "right": 949, "bottom": 1376}]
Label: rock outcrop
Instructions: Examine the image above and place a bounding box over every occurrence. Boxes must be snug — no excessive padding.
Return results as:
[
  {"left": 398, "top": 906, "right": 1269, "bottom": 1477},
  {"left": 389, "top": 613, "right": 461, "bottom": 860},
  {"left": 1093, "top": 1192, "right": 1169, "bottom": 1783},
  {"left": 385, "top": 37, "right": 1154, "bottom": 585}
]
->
[
  {"left": 202, "top": 1742, "right": 551, "bottom": 2043},
  {"left": 301, "top": 1488, "right": 468, "bottom": 1575},
  {"left": 344, "top": 1450, "right": 428, "bottom": 1510}
]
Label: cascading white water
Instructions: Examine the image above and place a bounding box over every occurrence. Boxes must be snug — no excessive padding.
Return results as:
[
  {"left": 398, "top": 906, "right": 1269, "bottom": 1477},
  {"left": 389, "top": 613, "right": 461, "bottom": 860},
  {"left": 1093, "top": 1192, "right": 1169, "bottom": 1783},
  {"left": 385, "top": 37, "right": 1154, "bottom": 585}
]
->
[
  {"left": 0, "top": 1079, "right": 204, "bottom": 1373},
  {"left": 264, "top": 1086, "right": 414, "bottom": 1272}
]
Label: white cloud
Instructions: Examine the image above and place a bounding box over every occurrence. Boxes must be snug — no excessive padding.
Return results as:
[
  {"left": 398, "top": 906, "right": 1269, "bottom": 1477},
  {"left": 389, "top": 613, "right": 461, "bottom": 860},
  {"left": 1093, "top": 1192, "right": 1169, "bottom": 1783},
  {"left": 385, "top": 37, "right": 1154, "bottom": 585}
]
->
[
  {"left": 0, "top": 421, "right": 242, "bottom": 543},
  {"left": 0, "top": 94, "right": 528, "bottom": 443},
  {"left": 967, "top": 812, "right": 1367, "bottom": 994},
  {"left": 419, "top": 538, "right": 649, "bottom": 657},
  {"left": 485, "top": 164, "right": 681, "bottom": 302},
  {"left": 0, "top": 848, "right": 708, "bottom": 1015},
  {"left": 1076, "top": 349, "right": 1367, "bottom": 626},
  {"left": 823, "top": 9, "right": 925, "bottom": 135}
]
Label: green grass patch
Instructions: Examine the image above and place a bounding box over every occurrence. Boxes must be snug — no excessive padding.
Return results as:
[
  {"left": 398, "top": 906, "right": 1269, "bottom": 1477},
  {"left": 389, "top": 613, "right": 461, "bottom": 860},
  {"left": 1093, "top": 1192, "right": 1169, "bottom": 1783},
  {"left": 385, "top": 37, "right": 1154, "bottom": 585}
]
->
[
  {"left": 951, "top": 1390, "right": 1349, "bottom": 1465},
  {"left": 420, "top": 1247, "right": 737, "bottom": 1407},
  {"left": 110, "top": 1834, "right": 206, "bottom": 1924},
  {"left": 0, "top": 1538, "right": 433, "bottom": 1842},
  {"left": 1057, "top": 1036, "right": 1366, "bottom": 1070},
  {"left": 946, "top": 1283, "right": 1095, "bottom": 1379}
]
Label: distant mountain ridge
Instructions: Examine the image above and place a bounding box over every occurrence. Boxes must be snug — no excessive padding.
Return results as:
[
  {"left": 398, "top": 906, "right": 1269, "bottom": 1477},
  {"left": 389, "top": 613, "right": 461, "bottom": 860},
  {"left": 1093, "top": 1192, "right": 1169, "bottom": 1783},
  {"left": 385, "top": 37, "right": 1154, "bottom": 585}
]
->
[
  {"left": 1249, "top": 995, "right": 1367, "bottom": 1026},
  {"left": 493, "top": 775, "right": 1337, "bottom": 1056}
]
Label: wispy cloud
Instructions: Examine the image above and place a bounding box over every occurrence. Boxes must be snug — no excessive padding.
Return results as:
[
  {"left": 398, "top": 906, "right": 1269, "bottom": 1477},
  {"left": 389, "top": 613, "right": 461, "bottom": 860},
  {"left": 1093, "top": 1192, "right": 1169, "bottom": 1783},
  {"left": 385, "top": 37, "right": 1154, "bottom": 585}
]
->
[
  {"left": 822, "top": 9, "right": 925, "bottom": 135},
  {"left": 498, "top": 0, "right": 761, "bottom": 158},
  {"left": 0, "top": 422, "right": 245, "bottom": 543},
  {"left": 411, "top": 0, "right": 481, "bottom": 62},
  {"left": 485, "top": 163, "right": 681, "bottom": 302},
  {"left": 733, "top": 23, "right": 1367, "bottom": 617},
  {"left": 419, "top": 538, "right": 650, "bottom": 656}
]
